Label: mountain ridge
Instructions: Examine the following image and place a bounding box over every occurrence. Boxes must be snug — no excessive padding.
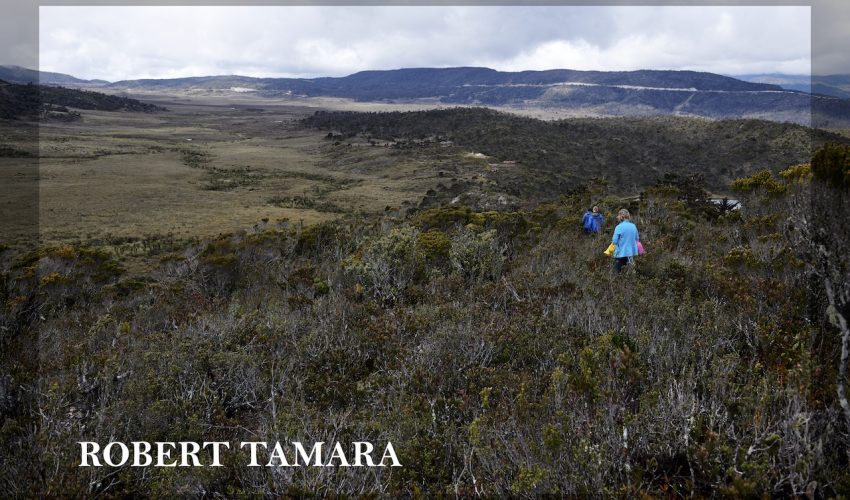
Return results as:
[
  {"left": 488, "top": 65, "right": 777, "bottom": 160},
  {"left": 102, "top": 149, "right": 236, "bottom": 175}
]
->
[
  {"left": 0, "top": 65, "right": 109, "bottom": 86},
  {"left": 105, "top": 67, "right": 783, "bottom": 94},
  {"left": 735, "top": 73, "right": 850, "bottom": 99},
  {"left": 5, "top": 65, "right": 850, "bottom": 126},
  {"left": 4, "top": 65, "right": 788, "bottom": 93},
  {"left": 103, "top": 67, "right": 850, "bottom": 127}
]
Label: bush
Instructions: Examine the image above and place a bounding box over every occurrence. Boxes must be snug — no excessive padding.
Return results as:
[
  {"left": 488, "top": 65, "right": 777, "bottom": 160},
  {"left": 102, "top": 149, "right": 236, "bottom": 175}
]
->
[
  {"left": 449, "top": 227, "right": 506, "bottom": 281},
  {"left": 416, "top": 229, "right": 451, "bottom": 267},
  {"left": 343, "top": 225, "right": 422, "bottom": 303},
  {"left": 811, "top": 143, "right": 850, "bottom": 189},
  {"left": 731, "top": 170, "right": 786, "bottom": 196}
]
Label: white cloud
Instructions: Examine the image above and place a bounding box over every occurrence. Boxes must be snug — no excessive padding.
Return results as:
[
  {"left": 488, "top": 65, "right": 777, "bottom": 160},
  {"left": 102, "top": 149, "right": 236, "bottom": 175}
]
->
[
  {"left": 38, "top": 6, "right": 812, "bottom": 82},
  {"left": 294, "top": 38, "right": 365, "bottom": 75}
]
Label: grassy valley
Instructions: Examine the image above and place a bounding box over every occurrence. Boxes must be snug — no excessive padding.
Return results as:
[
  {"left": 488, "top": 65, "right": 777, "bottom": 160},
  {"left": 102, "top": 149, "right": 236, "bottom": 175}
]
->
[{"left": 3, "top": 99, "right": 477, "bottom": 267}]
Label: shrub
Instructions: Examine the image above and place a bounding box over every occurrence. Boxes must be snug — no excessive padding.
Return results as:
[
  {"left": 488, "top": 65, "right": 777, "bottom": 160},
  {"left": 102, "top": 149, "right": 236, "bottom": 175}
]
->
[
  {"left": 343, "top": 225, "right": 422, "bottom": 303},
  {"left": 778, "top": 163, "right": 811, "bottom": 183},
  {"left": 297, "top": 221, "right": 339, "bottom": 254},
  {"left": 810, "top": 143, "right": 850, "bottom": 189},
  {"left": 416, "top": 229, "right": 451, "bottom": 267},
  {"left": 449, "top": 228, "right": 506, "bottom": 281},
  {"left": 731, "top": 170, "right": 786, "bottom": 196},
  {"left": 415, "top": 205, "right": 475, "bottom": 231}
]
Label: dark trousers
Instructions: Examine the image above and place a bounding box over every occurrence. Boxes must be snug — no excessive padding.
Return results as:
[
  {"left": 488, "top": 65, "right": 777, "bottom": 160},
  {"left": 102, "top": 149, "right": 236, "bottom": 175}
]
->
[{"left": 614, "top": 257, "right": 632, "bottom": 274}]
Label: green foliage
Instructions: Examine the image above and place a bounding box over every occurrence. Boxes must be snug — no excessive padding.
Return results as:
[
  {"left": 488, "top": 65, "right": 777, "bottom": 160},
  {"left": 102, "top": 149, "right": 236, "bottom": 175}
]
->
[
  {"left": 178, "top": 148, "right": 211, "bottom": 169},
  {"left": 811, "top": 142, "right": 850, "bottom": 189},
  {"left": 416, "top": 229, "right": 451, "bottom": 265},
  {"left": 778, "top": 163, "right": 811, "bottom": 183},
  {"left": 731, "top": 169, "right": 786, "bottom": 196},
  {"left": 449, "top": 228, "right": 505, "bottom": 281},
  {"left": 415, "top": 205, "right": 476, "bottom": 231},
  {"left": 512, "top": 465, "right": 549, "bottom": 495},
  {"left": 297, "top": 220, "right": 339, "bottom": 254},
  {"left": 647, "top": 173, "right": 723, "bottom": 220},
  {"left": 0, "top": 81, "right": 163, "bottom": 120},
  {"left": 725, "top": 246, "right": 760, "bottom": 269},
  {"left": 343, "top": 225, "right": 422, "bottom": 303}
]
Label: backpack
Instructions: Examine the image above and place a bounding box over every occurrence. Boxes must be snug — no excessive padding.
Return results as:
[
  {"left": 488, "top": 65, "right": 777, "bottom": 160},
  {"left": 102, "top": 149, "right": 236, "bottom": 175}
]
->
[
  {"left": 582, "top": 212, "right": 594, "bottom": 231},
  {"left": 590, "top": 214, "right": 602, "bottom": 233}
]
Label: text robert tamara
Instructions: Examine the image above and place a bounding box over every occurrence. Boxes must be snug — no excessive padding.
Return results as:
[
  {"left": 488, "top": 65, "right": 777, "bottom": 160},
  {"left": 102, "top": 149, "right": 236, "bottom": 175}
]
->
[{"left": 79, "top": 441, "right": 401, "bottom": 467}]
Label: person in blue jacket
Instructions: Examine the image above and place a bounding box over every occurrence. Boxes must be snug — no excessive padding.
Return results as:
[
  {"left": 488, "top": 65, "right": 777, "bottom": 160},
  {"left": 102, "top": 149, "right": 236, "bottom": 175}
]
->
[
  {"left": 611, "top": 208, "right": 639, "bottom": 273},
  {"left": 581, "top": 205, "right": 604, "bottom": 235}
]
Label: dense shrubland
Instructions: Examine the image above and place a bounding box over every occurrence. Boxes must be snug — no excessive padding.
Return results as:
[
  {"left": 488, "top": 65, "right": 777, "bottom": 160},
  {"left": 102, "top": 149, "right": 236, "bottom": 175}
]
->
[
  {"left": 303, "top": 108, "right": 850, "bottom": 194},
  {"left": 1, "top": 145, "right": 849, "bottom": 497}
]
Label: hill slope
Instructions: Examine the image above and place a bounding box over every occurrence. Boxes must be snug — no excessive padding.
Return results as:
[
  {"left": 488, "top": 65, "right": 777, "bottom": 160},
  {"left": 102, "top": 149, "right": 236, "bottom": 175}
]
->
[
  {"left": 0, "top": 80, "right": 163, "bottom": 120},
  {"left": 0, "top": 65, "right": 108, "bottom": 86},
  {"left": 3, "top": 148, "right": 849, "bottom": 496},
  {"left": 737, "top": 73, "right": 850, "bottom": 99},
  {"left": 304, "top": 107, "right": 850, "bottom": 195}
]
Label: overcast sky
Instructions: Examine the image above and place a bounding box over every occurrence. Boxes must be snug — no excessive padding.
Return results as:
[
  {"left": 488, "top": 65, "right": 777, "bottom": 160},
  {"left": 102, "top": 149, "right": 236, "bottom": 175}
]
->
[{"left": 37, "top": 6, "right": 812, "bottom": 82}]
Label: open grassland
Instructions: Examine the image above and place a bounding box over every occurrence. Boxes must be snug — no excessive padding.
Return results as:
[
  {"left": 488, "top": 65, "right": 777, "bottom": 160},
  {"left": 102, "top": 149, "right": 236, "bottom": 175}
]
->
[
  {"left": 0, "top": 99, "right": 487, "bottom": 258},
  {"left": 0, "top": 157, "right": 38, "bottom": 249}
]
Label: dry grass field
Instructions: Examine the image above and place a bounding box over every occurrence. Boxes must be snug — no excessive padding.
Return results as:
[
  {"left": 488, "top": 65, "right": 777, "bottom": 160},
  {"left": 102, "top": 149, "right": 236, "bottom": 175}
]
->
[
  {"left": 0, "top": 158, "right": 38, "bottom": 249},
  {"left": 0, "top": 94, "right": 489, "bottom": 261}
]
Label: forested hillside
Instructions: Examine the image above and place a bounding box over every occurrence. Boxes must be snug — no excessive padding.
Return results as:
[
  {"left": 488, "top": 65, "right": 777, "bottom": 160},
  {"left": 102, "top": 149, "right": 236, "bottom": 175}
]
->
[
  {"left": 1, "top": 143, "right": 849, "bottom": 496},
  {"left": 304, "top": 108, "right": 849, "bottom": 194},
  {"left": 0, "top": 81, "right": 162, "bottom": 120}
]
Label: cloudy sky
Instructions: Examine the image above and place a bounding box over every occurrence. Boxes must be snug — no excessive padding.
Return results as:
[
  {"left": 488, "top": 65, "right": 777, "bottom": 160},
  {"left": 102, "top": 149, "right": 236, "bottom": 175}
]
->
[{"left": 38, "top": 6, "right": 812, "bottom": 82}]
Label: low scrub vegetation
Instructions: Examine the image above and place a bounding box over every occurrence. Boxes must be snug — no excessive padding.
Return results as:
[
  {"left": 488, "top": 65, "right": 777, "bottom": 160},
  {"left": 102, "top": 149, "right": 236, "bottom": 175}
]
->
[
  {"left": 304, "top": 108, "right": 850, "bottom": 194},
  {"left": 1, "top": 145, "right": 849, "bottom": 496}
]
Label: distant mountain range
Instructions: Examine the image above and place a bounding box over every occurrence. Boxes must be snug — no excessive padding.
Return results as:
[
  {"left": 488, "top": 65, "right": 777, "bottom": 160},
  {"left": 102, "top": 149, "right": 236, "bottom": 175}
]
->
[
  {"left": 0, "top": 65, "right": 109, "bottom": 87},
  {"left": 735, "top": 73, "right": 850, "bottom": 99},
  {"left": 3, "top": 65, "right": 850, "bottom": 127}
]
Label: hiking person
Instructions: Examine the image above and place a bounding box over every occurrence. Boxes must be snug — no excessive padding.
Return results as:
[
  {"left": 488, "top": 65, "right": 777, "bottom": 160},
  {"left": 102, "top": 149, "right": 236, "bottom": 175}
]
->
[
  {"left": 582, "top": 206, "right": 604, "bottom": 235},
  {"left": 611, "top": 208, "right": 639, "bottom": 273}
]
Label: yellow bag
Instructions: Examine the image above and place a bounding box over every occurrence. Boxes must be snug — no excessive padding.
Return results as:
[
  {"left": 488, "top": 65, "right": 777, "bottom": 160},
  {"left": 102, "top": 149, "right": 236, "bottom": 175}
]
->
[{"left": 604, "top": 243, "right": 616, "bottom": 257}]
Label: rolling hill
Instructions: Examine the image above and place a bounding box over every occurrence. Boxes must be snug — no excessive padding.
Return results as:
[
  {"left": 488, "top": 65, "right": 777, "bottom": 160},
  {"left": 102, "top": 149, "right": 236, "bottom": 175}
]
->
[
  {"left": 0, "top": 80, "right": 163, "bottom": 120},
  {"left": 106, "top": 67, "right": 850, "bottom": 127},
  {"left": 7, "top": 66, "right": 850, "bottom": 126},
  {"left": 303, "top": 107, "right": 850, "bottom": 196},
  {"left": 0, "top": 65, "right": 109, "bottom": 87}
]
